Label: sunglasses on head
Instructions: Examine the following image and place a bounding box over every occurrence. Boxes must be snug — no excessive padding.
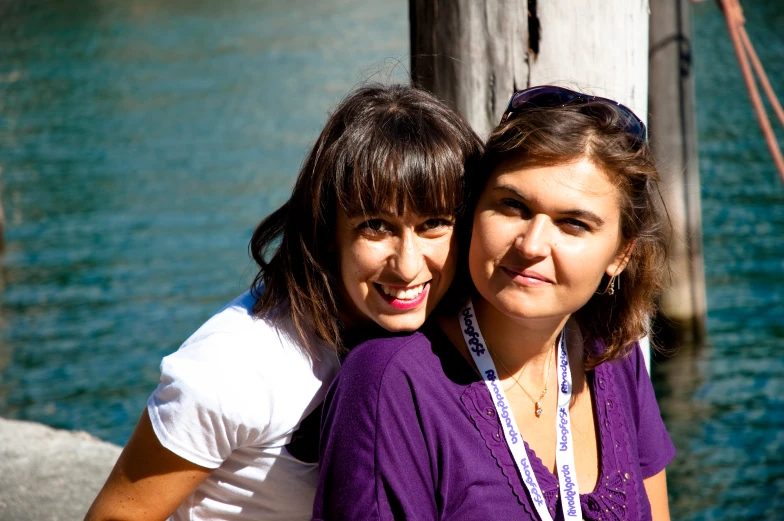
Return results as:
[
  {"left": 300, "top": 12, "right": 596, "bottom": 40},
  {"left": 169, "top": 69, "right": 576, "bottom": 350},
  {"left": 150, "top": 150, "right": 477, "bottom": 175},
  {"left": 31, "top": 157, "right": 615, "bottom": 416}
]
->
[{"left": 501, "top": 85, "right": 648, "bottom": 145}]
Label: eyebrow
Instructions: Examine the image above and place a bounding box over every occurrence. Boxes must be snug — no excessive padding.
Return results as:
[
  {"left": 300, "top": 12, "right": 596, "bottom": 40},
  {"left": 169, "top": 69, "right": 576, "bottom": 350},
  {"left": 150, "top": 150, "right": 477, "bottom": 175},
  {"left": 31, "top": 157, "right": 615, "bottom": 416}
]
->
[{"left": 493, "top": 184, "right": 606, "bottom": 226}]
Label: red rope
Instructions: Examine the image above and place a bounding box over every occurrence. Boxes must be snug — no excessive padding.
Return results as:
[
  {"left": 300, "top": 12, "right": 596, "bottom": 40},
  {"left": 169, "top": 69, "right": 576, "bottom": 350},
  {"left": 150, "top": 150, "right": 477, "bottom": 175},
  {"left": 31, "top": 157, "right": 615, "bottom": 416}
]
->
[
  {"left": 740, "top": 28, "right": 784, "bottom": 130},
  {"left": 717, "top": 0, "right": 784, "bottom": 183}
]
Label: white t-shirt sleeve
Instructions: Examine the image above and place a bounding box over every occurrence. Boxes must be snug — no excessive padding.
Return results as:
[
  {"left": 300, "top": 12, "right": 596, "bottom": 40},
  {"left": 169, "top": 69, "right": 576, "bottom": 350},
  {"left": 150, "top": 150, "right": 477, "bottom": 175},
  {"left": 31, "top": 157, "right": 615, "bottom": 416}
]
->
[{"left": 147, "top": 332, "right": 271, "bottom": 469}]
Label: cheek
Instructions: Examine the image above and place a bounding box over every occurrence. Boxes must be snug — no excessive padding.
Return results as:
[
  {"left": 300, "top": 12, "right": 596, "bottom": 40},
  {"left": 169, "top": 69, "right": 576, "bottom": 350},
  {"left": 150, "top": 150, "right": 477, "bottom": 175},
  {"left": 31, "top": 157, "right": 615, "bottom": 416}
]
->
[
  {"left": 436, "top": 234, "right": 458, "bottom": 282},
  {"left": 468, "top": 215, "right": 512, "bottom": 270},
  {"left": 467, "top": 236, "right": 482, "bottom": 275},
  {"left": 467, "top": 232, "right": 494, "bottom": 289},
  {"left": 555, "top": 237, "right": 620, "bottom": 284},
  {"left": 467, "top": 228, "right": 484, "bottom": 273},
  {"left": 421, "top": 232, "right": 458, "bottom": 282},
  {"left": 339, "top": 242, "right": 383, "bottom": 286}
]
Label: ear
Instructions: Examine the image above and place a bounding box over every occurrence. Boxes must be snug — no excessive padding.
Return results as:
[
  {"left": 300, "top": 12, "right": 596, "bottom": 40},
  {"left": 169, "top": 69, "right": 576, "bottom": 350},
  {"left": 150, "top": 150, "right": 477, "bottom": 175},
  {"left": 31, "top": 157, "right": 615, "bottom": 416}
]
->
[{"left": 606, "top": 239, "right": 636, "bottom": 277}]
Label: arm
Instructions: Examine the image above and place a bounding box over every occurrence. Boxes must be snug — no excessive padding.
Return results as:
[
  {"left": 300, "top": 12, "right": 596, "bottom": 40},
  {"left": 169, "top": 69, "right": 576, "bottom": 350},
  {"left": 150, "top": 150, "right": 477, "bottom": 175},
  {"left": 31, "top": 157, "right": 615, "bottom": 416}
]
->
[
  {"left": 628, "top": 343, "right": 675, "bottom": 519},
  {"left": 84, "top": 409, "right": 212, "bottom": 521},
  {"left": 643, "top": 469, "right": 671, "bottom": 521}
]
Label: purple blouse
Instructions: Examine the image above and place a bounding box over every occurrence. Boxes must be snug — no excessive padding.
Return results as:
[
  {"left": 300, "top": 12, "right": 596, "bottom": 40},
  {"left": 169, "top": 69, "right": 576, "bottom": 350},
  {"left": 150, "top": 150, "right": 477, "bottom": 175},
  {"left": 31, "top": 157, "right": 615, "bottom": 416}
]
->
[{"left": 313, "top": 325, "right": 675, "bottom": 521}]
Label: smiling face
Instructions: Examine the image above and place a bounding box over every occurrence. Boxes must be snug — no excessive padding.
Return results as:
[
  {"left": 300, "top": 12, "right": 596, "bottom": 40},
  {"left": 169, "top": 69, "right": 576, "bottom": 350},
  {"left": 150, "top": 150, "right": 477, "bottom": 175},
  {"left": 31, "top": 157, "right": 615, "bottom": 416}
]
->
[
  {"left": 335, "top": 207, "right": 458, "bottom": 332},
  {"left": 468, "top": 156, "right": 632, "bottom": 324}
]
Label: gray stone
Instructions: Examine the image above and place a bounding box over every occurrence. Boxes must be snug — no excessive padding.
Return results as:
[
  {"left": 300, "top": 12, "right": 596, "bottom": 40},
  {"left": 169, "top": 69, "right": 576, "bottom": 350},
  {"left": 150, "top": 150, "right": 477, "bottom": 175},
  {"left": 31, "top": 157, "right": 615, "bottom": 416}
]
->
[{"left": 0, "top": 418, "right": 121, "bottom": 521}]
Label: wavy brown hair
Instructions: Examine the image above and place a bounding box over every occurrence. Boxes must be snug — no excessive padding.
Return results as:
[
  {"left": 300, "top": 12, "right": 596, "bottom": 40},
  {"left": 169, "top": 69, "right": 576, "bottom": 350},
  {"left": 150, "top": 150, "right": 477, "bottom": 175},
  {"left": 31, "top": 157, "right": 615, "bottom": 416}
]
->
[
  {"left": 455, "top": 102, "right": 671, "bottom": 368},
  {"left": 249, "top": 84, "right": 483, "bottom": 358}
]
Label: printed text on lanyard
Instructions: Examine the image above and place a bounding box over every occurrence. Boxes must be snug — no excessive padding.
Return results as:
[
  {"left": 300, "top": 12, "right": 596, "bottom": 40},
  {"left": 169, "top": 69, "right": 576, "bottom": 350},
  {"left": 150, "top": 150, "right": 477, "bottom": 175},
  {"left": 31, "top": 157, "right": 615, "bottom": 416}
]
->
[{"left": 459, "top": 300, "right": 582, "bottom": 521}]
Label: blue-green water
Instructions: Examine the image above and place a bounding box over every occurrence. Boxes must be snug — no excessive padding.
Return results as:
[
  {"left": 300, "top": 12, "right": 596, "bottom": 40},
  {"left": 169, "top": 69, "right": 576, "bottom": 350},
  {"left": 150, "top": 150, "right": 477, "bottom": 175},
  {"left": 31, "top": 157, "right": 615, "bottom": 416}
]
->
[
  {"left": 0, "top": 1, "right": 781, "bottom": 519},
  {"left": 648, "top": 2, "right": 784, "bottom": 519}
]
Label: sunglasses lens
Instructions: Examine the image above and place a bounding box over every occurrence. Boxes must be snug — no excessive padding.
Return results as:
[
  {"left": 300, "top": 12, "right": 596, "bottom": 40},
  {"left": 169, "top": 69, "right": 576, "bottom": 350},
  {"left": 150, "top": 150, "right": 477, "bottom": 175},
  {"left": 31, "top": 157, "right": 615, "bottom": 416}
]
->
[
  {"left": 581, "top": 104, "right": 647, "bottom": 145},
  {"left": 511, "top": 87, "right": 576, "bottom": 110}
]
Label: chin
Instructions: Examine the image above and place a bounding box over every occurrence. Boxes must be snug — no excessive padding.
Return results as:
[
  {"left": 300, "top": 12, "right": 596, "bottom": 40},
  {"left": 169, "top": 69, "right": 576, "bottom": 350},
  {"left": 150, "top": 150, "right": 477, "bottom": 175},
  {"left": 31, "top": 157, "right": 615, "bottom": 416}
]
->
[
  {"left": 494, "top": 293, "right": 548, "bottom": 319},
  {"left": 376, "top": 314, "right": 427, "bottom": 333}
]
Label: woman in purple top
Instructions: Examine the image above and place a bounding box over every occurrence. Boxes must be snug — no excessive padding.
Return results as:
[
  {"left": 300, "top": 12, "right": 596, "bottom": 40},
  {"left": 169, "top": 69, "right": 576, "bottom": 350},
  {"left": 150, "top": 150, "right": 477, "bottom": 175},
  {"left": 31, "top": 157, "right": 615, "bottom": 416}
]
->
[{"left": 314, "top": 86, "right": 675, "bottom": 521}]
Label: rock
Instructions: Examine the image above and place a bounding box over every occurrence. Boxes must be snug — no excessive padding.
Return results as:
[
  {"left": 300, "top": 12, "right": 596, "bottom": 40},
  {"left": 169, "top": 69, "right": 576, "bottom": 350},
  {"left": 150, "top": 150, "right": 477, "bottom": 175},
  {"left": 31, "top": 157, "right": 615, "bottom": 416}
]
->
[{"left": 0, "top": 418, "right": 121, "bottom": 521}]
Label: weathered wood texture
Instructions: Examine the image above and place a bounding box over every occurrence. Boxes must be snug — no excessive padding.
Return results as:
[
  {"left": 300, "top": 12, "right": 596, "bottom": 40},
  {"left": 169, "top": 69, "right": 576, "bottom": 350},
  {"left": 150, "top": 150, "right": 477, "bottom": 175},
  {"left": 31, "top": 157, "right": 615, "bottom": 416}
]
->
[
  {"left": 649, "top": 0, "right": 707, "bottom": 345},
  {"left": 410, "top": 0, "right": 529, "bottom": 137},
  {"left": 529, "top": 1, "right": 649, "bottom": 120},
  {"left": 410, "top": 0, "right": 650, "bottom": 137}
]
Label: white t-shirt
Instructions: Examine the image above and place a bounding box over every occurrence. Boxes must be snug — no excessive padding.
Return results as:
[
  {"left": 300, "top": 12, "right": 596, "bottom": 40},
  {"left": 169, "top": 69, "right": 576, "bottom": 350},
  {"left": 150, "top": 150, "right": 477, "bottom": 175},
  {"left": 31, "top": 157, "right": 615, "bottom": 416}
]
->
[{"left": 147, "top": 291, "right": 340, "bottom": 521}]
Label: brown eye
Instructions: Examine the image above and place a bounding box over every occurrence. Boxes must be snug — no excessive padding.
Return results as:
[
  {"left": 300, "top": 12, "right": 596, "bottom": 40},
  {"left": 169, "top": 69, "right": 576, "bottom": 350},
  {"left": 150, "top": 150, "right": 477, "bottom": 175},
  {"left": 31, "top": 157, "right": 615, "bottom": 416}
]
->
[
  {"left": 356, "top": 219, "right": 391, "bottom": 234},
  {"left": 421, "top": 218, "right": 453, "bottom": 231},
  {"left": 561, "top": 219, "right": 591, "bottom": 233},
  {"left": 501, "top": 197, "right": 530, "bottom": 214}
]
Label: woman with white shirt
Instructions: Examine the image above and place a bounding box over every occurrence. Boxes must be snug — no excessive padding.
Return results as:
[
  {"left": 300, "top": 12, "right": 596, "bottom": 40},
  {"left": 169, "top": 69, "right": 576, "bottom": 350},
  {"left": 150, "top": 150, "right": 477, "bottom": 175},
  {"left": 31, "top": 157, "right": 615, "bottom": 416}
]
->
[{"left": 85, "top": 83, "right": 483, "bottom": 521}]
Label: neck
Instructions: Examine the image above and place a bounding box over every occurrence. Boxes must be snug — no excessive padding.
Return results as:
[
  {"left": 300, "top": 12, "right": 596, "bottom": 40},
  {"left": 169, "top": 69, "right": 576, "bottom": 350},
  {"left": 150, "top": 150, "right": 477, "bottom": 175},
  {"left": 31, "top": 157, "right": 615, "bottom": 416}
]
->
[{"left": 472, "top": 295, "right": 569, "bottom": 376}]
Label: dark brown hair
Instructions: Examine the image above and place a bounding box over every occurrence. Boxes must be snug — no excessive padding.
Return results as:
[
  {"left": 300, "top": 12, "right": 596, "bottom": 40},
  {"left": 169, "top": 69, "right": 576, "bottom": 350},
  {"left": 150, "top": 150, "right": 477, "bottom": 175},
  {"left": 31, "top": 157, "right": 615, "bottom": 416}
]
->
[
  {"left": 249, "top": 84, "right": 483, "bottom": 358},
  {"left": 458, "top": 102, "right": 670, "bottom": 367}
]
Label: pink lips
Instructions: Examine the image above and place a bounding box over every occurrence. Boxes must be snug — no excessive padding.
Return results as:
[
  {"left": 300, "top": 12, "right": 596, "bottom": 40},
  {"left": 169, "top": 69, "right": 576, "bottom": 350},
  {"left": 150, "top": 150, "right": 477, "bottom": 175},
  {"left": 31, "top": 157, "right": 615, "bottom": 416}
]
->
[
  {"left": 377, "top": 283, "right": 430, "bottom": 310},
  {"left": 501, "top": 267, "right": 553, "bottom": 287}
]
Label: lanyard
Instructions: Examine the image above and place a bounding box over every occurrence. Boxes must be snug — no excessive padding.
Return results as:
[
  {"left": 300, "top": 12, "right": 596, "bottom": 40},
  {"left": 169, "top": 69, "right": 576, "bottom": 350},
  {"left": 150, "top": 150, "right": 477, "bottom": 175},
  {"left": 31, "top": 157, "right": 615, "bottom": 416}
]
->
[{"left": 459, "top": 300, "right": 582, "bottom": 521}]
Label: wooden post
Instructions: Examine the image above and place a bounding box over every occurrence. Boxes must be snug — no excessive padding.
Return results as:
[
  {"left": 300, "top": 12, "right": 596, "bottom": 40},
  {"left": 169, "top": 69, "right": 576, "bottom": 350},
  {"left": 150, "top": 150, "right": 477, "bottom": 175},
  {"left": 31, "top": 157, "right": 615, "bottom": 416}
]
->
[
  {"left": 409, "top": 0, "right": 528, "bottom": 138},
  {"left": 649, "top": 0, "right": 707, "bottom": 346},
  {"left": 410, "top": 0, "right": 649, "bottom": 136},
  {"left": 411, "top": 0, "right": 654, "bottom": 364}
]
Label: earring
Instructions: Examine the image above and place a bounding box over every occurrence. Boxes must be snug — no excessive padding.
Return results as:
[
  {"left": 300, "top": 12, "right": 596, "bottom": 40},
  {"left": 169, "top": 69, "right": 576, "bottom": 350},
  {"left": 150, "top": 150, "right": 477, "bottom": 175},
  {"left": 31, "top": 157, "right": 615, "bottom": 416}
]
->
[{"left": 597, "top": 273, "right": 620, "bottom": 295}]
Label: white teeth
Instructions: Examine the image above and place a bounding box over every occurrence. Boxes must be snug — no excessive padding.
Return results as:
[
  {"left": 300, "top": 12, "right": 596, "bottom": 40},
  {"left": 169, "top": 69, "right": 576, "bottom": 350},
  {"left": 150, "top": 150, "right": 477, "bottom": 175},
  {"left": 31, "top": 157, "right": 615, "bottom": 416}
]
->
[{"left": 379, "top": 283, "right": 427, "bottom": 300}]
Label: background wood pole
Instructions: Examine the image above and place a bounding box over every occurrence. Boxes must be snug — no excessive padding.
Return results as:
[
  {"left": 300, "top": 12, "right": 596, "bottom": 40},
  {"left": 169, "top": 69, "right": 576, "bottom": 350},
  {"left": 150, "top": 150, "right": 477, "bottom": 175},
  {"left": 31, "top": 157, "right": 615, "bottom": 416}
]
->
[
  {"left": 410, "top": 0, "right": 649, "bottom": 136},
  {"left": 649, "top": 0, "right": 708, "bottom": 346},
  {"left": 409, "top": 0, "right": 529, "bottom": 138}
]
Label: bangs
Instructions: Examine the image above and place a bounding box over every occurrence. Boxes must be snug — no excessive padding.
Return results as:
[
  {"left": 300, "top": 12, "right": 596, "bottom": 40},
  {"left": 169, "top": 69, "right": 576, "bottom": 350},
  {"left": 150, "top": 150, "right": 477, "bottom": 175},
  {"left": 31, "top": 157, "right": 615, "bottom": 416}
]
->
[{"left": 333, "top": 115, "right": 466, "bottom": 219}]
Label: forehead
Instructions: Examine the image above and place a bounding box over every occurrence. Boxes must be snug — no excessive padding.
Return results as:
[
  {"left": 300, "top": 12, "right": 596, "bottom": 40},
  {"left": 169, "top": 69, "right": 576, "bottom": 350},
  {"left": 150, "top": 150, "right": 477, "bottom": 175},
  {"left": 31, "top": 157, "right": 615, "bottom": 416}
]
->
[{"left": 491, "top": 157, "right": 619, "bottom": 202}]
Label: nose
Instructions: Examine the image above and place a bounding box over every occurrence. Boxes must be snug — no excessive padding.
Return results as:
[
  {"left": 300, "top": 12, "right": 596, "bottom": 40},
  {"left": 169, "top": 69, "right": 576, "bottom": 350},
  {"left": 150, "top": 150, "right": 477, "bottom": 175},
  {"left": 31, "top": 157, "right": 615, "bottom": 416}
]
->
[
  {"left": 390, "top": 230, "right": 425, "bottom": 281},
  {"left": 515, "top": 215, "right": 552, "bottom": 259}
]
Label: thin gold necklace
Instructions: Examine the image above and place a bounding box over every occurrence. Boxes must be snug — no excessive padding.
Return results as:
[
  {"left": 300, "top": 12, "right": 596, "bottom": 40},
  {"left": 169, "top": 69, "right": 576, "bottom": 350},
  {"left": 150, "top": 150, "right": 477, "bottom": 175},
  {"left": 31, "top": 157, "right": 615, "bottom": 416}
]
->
[{"left": 487, "top": 342, "right": 555, "bottom": 418}]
